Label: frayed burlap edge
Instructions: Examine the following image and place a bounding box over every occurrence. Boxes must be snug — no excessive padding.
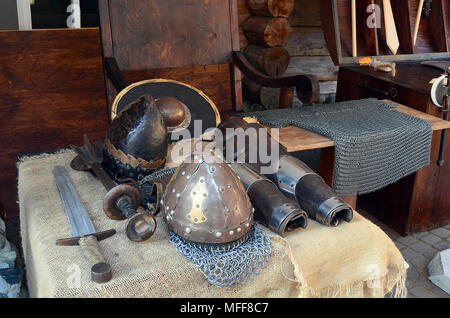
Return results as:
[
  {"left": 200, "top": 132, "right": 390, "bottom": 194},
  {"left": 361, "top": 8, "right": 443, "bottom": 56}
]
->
[
  {"left": 17, "top": 148, "right": 74, "bottom": 166},
  {"left": 271, "top": 234, "right": 408, "bottom": 298}
]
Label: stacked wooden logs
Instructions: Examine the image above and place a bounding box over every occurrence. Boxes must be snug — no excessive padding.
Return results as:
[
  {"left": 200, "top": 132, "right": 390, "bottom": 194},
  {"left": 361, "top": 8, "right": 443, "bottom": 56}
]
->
[{"left": 240, "top": 0, "right": 294, "bottom": 110}]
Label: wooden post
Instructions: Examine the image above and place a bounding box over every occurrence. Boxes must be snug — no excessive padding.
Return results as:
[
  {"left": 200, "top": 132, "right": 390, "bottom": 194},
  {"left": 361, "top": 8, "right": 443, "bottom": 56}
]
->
[
  {"left": 243, "top": 16, "right": 292, "bottom": 47},
  {"left": 279, "top": 87, "right": 294, "bottom": 108},
  {"left": 242, "top": 77, "right": 281, "bottom": 109},
  {"left": 244, "top": 45, "right": 290, "bottom": 76},
  {"left": 246, "top": 0, "right": 294, "bottom": 18}
]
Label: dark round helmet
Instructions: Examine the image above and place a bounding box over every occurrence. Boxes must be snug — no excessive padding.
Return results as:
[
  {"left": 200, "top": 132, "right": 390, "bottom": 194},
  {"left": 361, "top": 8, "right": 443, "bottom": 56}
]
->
[
  {"left": 103, "top": 94, "right": 168, "bottom": 181},
  {"left": 161, "top": 152, "right": 254, "bottom": 248},
  {"left": 110, "top": 79, "right": 220, "bottom": 141}
]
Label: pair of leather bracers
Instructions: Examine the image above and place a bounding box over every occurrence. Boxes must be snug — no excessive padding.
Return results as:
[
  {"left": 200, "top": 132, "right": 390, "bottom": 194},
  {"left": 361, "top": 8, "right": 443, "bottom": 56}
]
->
[{"left": 219, "top": 117, "right": 353, "bottom": 236}]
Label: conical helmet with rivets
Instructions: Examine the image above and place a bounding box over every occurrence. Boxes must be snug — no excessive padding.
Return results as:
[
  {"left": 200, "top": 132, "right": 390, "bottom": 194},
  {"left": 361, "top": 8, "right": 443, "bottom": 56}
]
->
[{"left": 161, "top": 152, "right": 254, "bottom": 248}]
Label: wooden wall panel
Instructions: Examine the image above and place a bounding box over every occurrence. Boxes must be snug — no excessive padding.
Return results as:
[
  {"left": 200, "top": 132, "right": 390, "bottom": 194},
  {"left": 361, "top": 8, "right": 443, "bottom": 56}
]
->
[
  {"left": 122, "top": 64, "right": 234, "bottom": 113},
  {"left": 0, "top": 28, "right": 109, "bottom": 218},
  {"left": 285, "top": 26, "right": 329, "bottom": 56},
  {"left": 105, "top": 0, "right": 234, "bottom": 71},
  {"left": 238, "top": 0, "right": 251, "bottom": 49},
  {"left": 286, "top": 0, "right": 337, "bottom": 92},
  {"left": 288, "top": 0, "right": 321, "bottom": 27},
  {"left": 238, "top": 0, "right": 337, "bottom": 95}
]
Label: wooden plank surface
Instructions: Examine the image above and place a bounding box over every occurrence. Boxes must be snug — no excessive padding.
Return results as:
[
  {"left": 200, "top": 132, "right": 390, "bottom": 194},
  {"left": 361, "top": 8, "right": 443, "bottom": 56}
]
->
[
  {"left": 288, "top": 0, "right": 321, "bottom": 27},
  {"left": 266, "top": 102, "right": 450, "bottom": 152},
  {"left": 100, "top": 0, "right": 238, "bottom": 114},
  {"left": 123, "top": 64, "right": 234, "bottom": 113},
  {"left": 105, "top": 0, "right": 233, "bottom": 71},
  {"left": 285, "top": 27, "right": 330, "bottom": 56},
  {"left": 0, "top": 28, "right": 109, "bottom": 218}
]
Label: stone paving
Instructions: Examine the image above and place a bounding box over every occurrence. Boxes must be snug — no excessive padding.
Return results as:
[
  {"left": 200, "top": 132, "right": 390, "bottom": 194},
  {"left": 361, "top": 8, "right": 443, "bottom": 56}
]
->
[{"left": 359, "top": 210, "right": 450, "bottom": 298}]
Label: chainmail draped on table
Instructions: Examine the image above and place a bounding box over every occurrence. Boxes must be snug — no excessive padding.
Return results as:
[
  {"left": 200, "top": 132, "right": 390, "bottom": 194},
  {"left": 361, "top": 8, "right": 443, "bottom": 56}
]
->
[
  {"left": 169, "top": 224, "right": 272, "bottom": 288},
  {"left": 243, "top": 98, "right": 432, "bottom": 196}
]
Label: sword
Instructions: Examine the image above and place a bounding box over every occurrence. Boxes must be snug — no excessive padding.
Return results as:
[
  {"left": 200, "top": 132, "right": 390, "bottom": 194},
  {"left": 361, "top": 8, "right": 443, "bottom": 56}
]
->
[
  {"left": 383, "top": 0, "right": 399, "bottom": 55},
  {"left": 53, "top": 165, "right": 116, "bottom": 283}
]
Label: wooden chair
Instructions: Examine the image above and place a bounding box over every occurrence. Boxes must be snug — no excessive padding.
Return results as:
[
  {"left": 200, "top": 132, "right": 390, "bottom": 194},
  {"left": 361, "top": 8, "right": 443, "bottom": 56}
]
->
[{"left": 97, "top": 0, "right": 319, "bottom": 120}]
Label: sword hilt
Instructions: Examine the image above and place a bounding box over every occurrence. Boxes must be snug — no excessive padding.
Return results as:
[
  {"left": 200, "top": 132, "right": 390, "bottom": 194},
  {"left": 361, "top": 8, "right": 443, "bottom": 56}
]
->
[
  {"left": 56, "top": 229, "right": 116, "bottom": 284},
  {"left": 79, "top": 235, "right": 112, "bottom": 283}
]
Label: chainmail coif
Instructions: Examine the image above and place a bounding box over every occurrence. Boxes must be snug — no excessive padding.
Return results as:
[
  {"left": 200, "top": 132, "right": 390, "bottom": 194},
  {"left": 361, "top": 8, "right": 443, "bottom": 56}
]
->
[
  {"left": 169, "top": 224, "right": 272, "bottom": 288},
  {"left": 244, "top": 98, "right": 432, "bottom": 196}
]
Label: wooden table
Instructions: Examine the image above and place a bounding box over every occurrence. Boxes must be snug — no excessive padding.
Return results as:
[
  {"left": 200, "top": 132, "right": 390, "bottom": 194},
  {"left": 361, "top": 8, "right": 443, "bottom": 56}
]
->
[{"left": 259, "top": 102, "right": 450, "bottom": 209}]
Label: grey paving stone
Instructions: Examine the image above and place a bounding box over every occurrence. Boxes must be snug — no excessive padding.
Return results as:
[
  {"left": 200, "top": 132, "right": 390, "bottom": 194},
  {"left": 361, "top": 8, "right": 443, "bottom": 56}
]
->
[
  {"left": 397, "top": 235, "right": 418, "bottom": 246},
  {"left": 430, "top": 228, "right": 450, "bottom": 239},
  {"left": 423, "top": 247, "right": 440, "bottom": 260},
  {"left": 410, "top": 255, "right": 429, "bottom": 269},
  {"left": 419, "top": 283, "right": 447, "bottom": 298},
  {"left": 409, "top": 285, "right": 438, "bottom": 298},
  {"left": 407, "top": 291, "right": 417, "bottom": 298},
  {"left": 406, "top": 279, "right": 418, "bottom": 290},
  {"left": 410, "top": 241, "right": 432, "bottom": 254},
  {"left": 433, "top": 241, "right": 450, "bottom": 251},
  {"left": 402, "top": 248, "right": 422, "bottom": 262},
  {"left": 416, "top": 272, "right": 450, "bottom": 298},
  {"left": 406, "top": 265, "right": 421, "bottom": 283},
  {"left": 413, "top": 231, "right": 430, "bottom": 239},
  {"left": 420, "top": 233, "right": 443, "bottom": 246},
  {"left": 394, "top": 241, "right": 406, "bottom": 250},
  {"left": 429, "top": 284, "right": 450, "bottom": 297}
]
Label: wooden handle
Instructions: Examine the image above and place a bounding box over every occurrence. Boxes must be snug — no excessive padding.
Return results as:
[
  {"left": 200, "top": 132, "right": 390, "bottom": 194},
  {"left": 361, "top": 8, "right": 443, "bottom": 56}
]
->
[
  {"left": 79, "top": 235, "right": 112, "bottom": 283},
  {"left": 413, "top": 0, "right": 425, "bottom": 47},
  {"left": 351, "top": 0, "right": 357, "bottom": 57}
]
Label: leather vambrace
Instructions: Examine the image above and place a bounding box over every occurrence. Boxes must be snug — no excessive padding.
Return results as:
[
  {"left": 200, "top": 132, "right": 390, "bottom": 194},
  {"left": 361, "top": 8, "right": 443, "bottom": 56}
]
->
[
  {"left": 276, "top": 155, "right": 352, "bottom": 226},
  {"left": 230, "top": 163, "right": 307, "bottom": 236}
]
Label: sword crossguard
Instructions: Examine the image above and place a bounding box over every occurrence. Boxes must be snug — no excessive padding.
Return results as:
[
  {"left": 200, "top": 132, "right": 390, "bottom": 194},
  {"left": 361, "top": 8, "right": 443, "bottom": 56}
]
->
[
  {"left": 56, "top": 228, "right": 116, "bottom": 246},
  {"left": 56, "top": 228, "right": 116, "bottom": 283}
]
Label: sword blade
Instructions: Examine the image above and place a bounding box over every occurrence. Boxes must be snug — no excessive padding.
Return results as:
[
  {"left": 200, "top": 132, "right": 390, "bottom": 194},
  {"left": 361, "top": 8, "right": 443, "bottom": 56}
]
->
[{"left": 52, "top": 166, "right": 96, "bottom": 237}]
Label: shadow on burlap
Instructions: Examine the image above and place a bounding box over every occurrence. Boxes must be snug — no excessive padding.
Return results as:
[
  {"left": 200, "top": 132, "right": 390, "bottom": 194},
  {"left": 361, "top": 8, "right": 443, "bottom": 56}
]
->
[{"left": 17, "top": 150, "right": 408, "bottom": 298}]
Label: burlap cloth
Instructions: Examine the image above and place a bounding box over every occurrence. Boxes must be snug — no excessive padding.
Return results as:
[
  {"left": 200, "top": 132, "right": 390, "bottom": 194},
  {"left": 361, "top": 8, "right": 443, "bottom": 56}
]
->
[{"left": 18, "top": 150, "right": 408, "bottom": 298}]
